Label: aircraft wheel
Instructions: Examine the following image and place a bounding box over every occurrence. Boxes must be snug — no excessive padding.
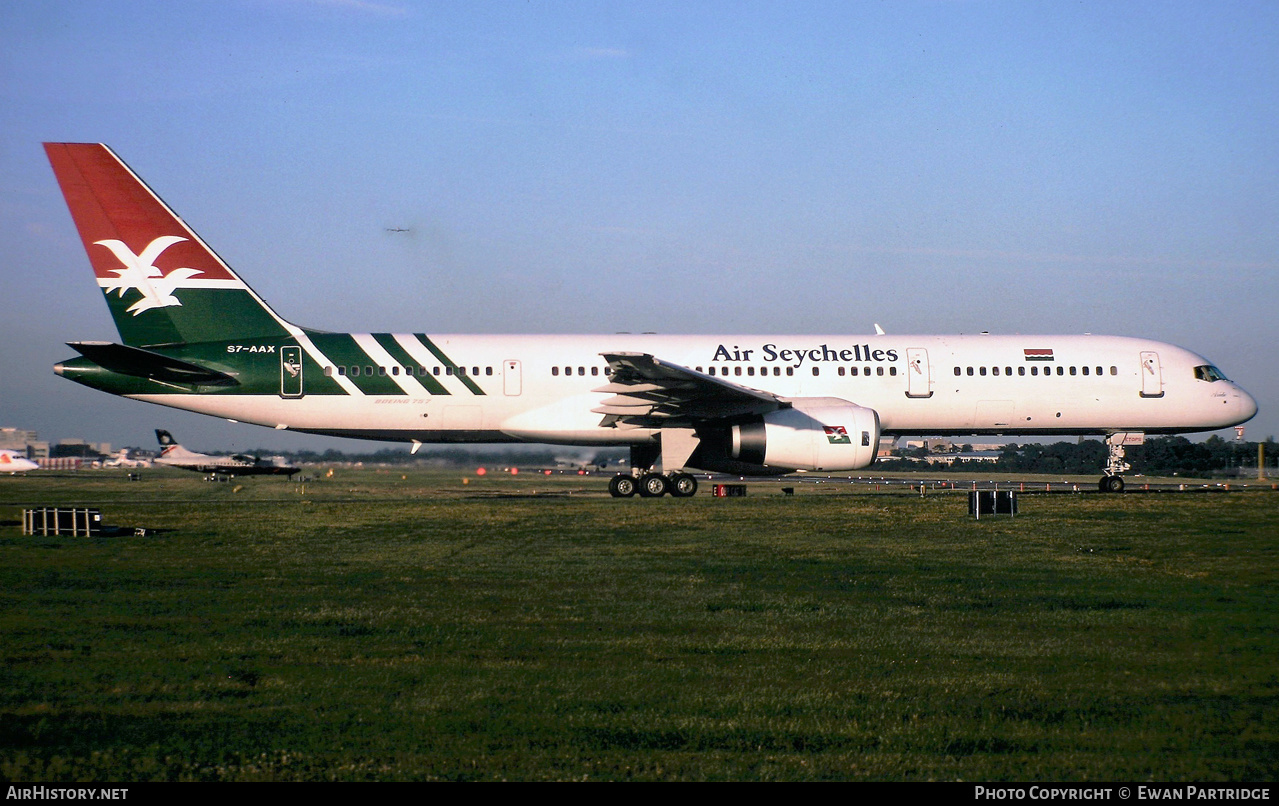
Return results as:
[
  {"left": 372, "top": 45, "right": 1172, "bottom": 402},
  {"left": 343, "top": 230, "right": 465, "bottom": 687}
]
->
[
  {"left": 609, "top": 475, "right": 637, "bottom": 498},
  {"left": 1099, "top": 475, "right": 1125, "bottom": 493},
  {"left": 669, "top": 473, "right": 698, "bottom": 498},
  {"left": 637, "top": 472, "right": 669, "bottom": 498}
]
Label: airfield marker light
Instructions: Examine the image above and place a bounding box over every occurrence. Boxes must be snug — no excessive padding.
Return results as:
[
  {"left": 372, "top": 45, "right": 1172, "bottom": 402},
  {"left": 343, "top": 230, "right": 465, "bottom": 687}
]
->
[{"left": 476, "top": 467, "right": 487, "bottom": 476}]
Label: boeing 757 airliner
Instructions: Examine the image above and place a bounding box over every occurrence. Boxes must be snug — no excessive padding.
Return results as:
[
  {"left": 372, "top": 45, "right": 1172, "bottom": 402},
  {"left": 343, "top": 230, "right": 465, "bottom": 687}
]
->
[{"left": 45, "top": 143, "right": 1257, "bottom": 496}]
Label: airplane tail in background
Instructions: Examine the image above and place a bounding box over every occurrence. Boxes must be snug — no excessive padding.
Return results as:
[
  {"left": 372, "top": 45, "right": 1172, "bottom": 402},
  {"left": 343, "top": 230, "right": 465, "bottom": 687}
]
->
[
  {"left": 44, "top": 143, "right": 294, "bottom": 348},
  {"left": 155, "top": 429, "right": 199, "bottom": 460}
]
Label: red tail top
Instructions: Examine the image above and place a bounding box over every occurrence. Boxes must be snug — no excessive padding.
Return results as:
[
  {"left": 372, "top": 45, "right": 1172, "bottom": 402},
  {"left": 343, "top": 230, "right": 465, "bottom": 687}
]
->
[{"left": 45, "top": 143, "right": 239, "bottom": 285}]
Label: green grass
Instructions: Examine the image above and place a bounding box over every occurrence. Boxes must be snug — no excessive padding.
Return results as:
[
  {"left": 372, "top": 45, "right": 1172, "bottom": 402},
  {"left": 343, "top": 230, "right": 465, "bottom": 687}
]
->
[{"left": 1, "top": 469, "right": 1276, "bottom": 780}]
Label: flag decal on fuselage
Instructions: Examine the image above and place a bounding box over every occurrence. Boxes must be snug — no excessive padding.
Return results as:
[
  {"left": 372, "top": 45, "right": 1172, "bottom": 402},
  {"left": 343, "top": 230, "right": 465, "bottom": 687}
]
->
[{"left": 1023, "top": 348, "right": 1055, "bottom": 361}]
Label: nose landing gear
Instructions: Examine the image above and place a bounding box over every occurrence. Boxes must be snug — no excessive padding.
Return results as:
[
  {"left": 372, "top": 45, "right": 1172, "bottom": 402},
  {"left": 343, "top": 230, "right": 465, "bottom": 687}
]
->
[{"left": 1100, "top": 432, "right": 1142, "bottom": 493}]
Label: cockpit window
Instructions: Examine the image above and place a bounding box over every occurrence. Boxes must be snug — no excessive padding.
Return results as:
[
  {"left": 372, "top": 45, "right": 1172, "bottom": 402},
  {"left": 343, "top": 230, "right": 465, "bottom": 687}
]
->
[{"left": 1194, "top": 365, "right": 1228, "bottom": 382}]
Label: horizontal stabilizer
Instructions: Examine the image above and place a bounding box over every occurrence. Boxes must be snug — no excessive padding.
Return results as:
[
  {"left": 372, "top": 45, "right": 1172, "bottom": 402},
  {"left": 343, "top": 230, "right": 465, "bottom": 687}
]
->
[{"left": 68, "top": 341, "right": 239, "bottom": 387}]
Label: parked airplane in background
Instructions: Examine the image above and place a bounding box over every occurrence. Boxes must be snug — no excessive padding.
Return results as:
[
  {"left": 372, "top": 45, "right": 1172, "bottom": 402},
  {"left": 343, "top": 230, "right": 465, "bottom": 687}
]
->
[
  {"left": 45, "top": 143, "right": 1257, "bottom": 496},
  {"left": 153, "top": 430, "right": 299, "bottom": 478},
  {"left": 1, "top": 450, "right": 39, "bottom": 473},
  {"left": 101, "top": 448, "right": 151, "bottom": 469}
]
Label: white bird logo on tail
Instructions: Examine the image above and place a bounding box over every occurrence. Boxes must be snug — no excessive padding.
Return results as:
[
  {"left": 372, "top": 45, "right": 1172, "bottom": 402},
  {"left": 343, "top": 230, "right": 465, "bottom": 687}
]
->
[{"left": 94, "top": 236, "right": 204, "bottom": 315}]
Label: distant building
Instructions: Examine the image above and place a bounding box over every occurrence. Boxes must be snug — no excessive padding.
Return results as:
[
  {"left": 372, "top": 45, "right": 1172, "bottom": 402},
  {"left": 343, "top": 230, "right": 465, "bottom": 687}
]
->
[{"left": 1, "top": 428, "right": 49, "bottom": 459}]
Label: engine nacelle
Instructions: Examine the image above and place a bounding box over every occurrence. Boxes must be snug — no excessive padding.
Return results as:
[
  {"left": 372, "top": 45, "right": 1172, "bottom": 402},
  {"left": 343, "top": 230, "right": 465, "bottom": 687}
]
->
[{"left": 728, "top": 398, "right": 880, "bottom": 472}]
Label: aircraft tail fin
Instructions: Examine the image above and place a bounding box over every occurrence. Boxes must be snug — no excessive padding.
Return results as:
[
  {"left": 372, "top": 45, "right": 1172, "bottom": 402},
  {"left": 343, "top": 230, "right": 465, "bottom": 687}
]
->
[
  {"left": 44, "top": 143, "right": 295, "bottom": 347},
  {"left": 155, "top": 429, "right": 200, "bottom": 460}
]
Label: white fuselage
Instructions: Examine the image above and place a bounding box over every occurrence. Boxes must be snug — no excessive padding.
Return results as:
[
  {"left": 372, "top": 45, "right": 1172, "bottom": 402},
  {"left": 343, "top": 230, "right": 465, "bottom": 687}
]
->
[{"left": 130, "top": 333, "right": 1257, "bottom": 445}]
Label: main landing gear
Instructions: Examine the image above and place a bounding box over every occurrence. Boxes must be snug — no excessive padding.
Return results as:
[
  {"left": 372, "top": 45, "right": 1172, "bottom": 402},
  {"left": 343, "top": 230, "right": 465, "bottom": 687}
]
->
[{"left": 609, "top": 472, "right": 699, "bottom": 498}]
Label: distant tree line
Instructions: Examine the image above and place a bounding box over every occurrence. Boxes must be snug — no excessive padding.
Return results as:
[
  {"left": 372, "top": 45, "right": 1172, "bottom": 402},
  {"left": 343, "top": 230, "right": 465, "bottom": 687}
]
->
[
  {"left": 215, "top": 446, "right": 628, "bottom": 469},
  {"left": 212, "top": 436, "right": 1276, "bottom": 478},
  {"left": 878, "top": 435, "right": 1277, "bottom": 477}
]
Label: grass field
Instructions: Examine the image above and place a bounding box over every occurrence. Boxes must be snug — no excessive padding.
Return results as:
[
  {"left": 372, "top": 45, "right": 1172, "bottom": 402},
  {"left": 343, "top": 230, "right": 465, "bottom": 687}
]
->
[{"left": 1, "top": 468, "right": 1276, "bottom": 781}]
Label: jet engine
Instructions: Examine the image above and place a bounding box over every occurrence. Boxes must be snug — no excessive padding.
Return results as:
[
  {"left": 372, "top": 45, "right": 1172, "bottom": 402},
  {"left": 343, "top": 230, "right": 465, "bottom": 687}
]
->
[{"left": 728, "top": 398, "right": 880, "bottom": 472}]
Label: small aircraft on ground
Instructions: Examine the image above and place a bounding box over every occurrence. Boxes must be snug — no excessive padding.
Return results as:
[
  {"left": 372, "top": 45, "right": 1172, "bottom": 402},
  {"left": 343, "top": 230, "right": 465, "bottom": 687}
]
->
[{"left": 153, "top": 430, "right": 299, "bottom": 478}]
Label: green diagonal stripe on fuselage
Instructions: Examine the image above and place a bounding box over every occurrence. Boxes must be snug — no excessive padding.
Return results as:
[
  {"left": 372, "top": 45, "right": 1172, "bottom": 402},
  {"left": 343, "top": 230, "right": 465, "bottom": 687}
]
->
[
  {"left": 413, "top": 334, "right": 487, "bottom": 395},
  {"left": 309, "top": 334, "right": 407, "bottom": 395},
  {"left": 372, "top": 334, "right": 451, "bottom": 395}
]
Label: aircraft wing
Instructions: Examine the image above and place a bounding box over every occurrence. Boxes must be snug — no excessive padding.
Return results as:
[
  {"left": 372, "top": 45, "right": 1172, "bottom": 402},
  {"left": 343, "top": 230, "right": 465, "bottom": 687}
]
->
[{"left": 593, "top": 352, "right": 784, "bottom": 429}]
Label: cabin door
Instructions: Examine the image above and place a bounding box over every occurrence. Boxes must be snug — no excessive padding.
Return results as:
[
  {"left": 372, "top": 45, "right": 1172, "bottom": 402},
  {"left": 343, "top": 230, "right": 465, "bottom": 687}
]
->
[
  {"left": 1140, "top": 351, "right": 1164, "bottom": 398},
  {"left": 280, "top": 346, "right": 304, "bottom": 398},
  {"left": 905, "top": 348, "right": 932, "bottom": 398},
  {"left": 504, "top": 360, "right": 522, "bottom": 396}
]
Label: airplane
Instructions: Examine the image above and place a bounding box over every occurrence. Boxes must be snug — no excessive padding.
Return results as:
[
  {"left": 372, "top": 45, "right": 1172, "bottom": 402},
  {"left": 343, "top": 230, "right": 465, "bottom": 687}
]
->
[
  {"left": 0, "top": 450, "right": 39, "bottom": 474},
  {"left": 100, "top": 448, "right": 151, "bottom": 468},
  {"left": 44, "top": 143, "right": 1258, "bottom": 497},
  {"left": 152, "top": 429, "right": 299, "bottom": 478}
]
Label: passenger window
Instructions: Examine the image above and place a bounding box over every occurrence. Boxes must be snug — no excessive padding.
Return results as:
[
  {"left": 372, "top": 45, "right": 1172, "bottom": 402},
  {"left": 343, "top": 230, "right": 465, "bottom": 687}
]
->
[
  {"left": 1110, "top": 366, "right": 1117, "bottom": 375},
  {"left": 890, "top": 367, "right": 897, "bottom": 376},
  {"left": 954, "top": 367, "right": 961, "bottom": 376},
  {"left": 1070, "top": 366, "right": 1077, "bottom": 376},
  {"left": 1082, "top": 366, "right": 1089, "bottom": 376},
  {"left": 552, "top": 366, "right": 559, "bottom": 376},
  {"left": 786, "top": 368, "right": 794, "bottom": 376},
  {"left": 748, "top": 367, "right": 755, "bottom": 376},
  {"left": 324, "top": 366, "right": 333, "bottom": 377},
  {"left": 979, "top": 367, "right": 987, "bottom": 376},
  {"left": 813, "top": 367, "right": 820, "bottom": 376},
  {"left": 1018, "top": 367, "right": 1025, "bottom": 376},
  {"left": 876, "top": 367, "right": 883, "bottom": 376},
  {"left": 838, "top": 367, "right": 845, "bottom": 377},
  {"left": 992, "top": 367, "right": 1000, "bottom": 376},
  {"left": 1057, "top": 367, "right": 1064, "bottom": 376}
]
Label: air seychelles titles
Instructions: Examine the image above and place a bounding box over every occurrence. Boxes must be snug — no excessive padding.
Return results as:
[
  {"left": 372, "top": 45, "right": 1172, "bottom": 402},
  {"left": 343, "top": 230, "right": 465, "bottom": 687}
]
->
[{"left": 712, "top": 343, "right": 900, "bottom": 369}]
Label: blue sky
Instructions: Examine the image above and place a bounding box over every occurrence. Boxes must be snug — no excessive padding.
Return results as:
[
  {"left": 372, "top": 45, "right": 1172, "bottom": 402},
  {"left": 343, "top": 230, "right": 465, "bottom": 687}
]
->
[{"left": 2, "top": 0, "right": 1275, "bottom": 453}]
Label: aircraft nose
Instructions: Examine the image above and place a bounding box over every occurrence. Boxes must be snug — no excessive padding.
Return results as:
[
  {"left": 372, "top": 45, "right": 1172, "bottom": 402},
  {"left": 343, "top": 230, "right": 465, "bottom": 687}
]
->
[{"left": 1237, "top": 385, "right": 1259, "bottom": 424}]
